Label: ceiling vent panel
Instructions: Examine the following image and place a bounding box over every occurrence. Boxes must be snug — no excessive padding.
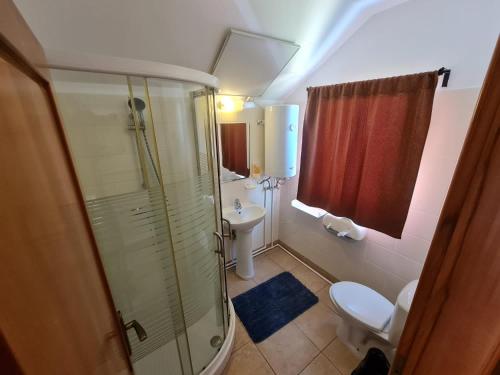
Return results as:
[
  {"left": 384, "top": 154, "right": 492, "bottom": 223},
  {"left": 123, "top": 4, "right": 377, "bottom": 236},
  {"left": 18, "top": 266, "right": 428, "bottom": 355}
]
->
[{"left": 212, "top": 29, "right": 299, "bottom": 97}]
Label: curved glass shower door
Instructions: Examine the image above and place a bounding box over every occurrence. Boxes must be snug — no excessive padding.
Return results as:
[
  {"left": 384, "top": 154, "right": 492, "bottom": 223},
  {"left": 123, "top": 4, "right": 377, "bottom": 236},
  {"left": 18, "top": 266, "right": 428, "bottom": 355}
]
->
[
  {"left": 145, "top": 77, "right": 227, "bottom": 374},
  {"left": 51, "top": 70, "right": 227, "bottom": 375}
]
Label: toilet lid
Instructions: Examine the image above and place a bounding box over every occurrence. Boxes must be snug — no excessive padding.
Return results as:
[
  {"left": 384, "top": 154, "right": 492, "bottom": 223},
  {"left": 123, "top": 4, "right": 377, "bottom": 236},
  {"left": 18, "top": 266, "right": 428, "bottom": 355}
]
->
[{"left": 330, "top": 281, "right": 394, "bottom": 332}]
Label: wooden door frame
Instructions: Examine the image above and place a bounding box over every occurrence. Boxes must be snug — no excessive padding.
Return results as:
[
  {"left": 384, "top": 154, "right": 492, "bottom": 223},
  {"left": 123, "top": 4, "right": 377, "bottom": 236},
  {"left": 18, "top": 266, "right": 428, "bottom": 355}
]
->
[
  {"left": 0, "top": 1, "right": 131, "bottom": 372},
  {"left": 392, "top": 37, "right": 500, "bottom": 374}
]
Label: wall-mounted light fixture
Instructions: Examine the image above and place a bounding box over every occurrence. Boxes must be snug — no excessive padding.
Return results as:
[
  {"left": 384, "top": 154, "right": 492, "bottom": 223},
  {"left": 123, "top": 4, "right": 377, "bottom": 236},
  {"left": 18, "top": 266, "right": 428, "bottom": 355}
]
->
[
  {"left": 243, "top": 96, "right": 256, "bottom": 109},
  {"left": 217, "top": 95, "right": 244, "bottom": 112},
  {"left": 217, "top": 95, "right": 260, "bottom": 113}
]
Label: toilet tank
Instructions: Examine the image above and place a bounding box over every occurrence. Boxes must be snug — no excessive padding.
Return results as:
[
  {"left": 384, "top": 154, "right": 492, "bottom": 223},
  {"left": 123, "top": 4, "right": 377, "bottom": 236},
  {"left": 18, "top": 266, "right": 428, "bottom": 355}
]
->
[
  {"left": 264, "top": 105, "right": 299, "bottom": 178},
  {"left": 387, "top": 280, "right": 419, "bottom": 346}
]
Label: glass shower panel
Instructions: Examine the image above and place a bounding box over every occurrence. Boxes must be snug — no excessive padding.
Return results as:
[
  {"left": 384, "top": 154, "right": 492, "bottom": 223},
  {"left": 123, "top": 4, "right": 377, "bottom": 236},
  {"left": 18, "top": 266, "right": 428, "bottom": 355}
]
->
[
  {"left": 147, "top": 78, "right": 226, "bottom": 374},
  {"left": 51, "top": 70, "right": 192, "bottom": 375}
]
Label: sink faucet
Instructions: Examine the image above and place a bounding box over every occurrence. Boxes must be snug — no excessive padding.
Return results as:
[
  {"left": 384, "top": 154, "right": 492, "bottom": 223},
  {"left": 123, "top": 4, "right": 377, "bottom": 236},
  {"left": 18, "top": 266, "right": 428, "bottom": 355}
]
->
[{"left": 234, "top": 198, "right": 242, "bottom": 212}]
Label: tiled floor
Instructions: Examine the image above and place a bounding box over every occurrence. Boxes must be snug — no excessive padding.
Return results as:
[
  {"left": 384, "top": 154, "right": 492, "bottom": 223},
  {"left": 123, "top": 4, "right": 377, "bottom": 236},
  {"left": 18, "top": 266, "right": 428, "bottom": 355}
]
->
[{"left": 224, "top": 246, "right": 360, "bottom": 375}]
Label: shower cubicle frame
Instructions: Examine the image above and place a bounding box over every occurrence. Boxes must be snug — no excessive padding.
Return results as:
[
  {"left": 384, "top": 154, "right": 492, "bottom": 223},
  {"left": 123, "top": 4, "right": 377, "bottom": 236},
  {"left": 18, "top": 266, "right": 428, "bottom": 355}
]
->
[{"left": 46, "top": 50, "right": 234, "bottom": 375}]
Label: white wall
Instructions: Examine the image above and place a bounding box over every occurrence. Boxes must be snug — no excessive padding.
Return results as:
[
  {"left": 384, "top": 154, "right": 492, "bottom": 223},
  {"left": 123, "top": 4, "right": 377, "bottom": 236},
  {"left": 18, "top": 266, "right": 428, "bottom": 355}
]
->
[
  {"left": 54, "top": 78, "right": 203, "bottom": 199},
  {"left": 281, "top": 89, "right": 478, "bottom": 301},
  {"left": 280, "top": 0, "right": 499, "bottom": 302},
  {"left": 54, "top": 88, "right": 144, "bottom": 199}
]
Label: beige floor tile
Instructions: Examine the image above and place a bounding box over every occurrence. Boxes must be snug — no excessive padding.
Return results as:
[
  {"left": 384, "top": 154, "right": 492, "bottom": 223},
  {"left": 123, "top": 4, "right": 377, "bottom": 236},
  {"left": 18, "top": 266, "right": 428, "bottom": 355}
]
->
[
  {"left": 300, "top": 353, "right": 342, "bottom": 375},
  {"left": 294, "top": 302, "right": 341, "bottom": 350},
  {"left": 227, "top": 269, "right": 257, "bottom": 298},
  {"left": 257, "top": 323, "right": 319, "bottom": 375},
  {"left": 291, "top": 264, "right": 328, "bottom": 293},
  {"left": 315, "top": 285, "right": 335, "bottom": 311},
  {"left": 253, "top": 255, "right": 284, "bottom": 284},
  {"left": 262, "top": 246, "right": 281, "bottom": 257},
  {"left": 224, "top": 343, "right": 274, "bottom": 375},
  {"left": 233, "top": 318, "right": 251, "bottom": 352},
  {"left": 322, "top": 338, "right": 360, "bottom": 375},
  {"left": 266, "top": 247, "right": 302, "bottom": 271}
]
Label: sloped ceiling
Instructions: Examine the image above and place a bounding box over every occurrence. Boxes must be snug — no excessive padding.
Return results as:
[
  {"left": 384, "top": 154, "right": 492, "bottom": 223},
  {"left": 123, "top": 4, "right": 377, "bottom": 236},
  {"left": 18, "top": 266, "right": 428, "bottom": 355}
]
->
[
  {"left": 14, "top": 0, "right": 407, "bottom": 100},
  {"left": 287, "top": 0, "right": 500, "bottom": 101}
]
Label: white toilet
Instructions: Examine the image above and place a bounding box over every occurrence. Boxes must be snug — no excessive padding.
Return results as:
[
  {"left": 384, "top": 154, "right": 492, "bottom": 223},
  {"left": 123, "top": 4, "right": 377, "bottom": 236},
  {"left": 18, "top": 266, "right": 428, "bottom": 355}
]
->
[{"left": 329, "top": 279, "right": 418, "bottom": 361}]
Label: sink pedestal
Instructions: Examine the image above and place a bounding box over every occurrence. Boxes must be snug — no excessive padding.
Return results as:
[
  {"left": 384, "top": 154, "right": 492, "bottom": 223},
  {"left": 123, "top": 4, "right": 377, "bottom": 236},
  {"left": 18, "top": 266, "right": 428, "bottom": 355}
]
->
[
  {"left": 223, "top": 204, "right": 266, "bottom": 280},
  {"left": 235, "top": 229, "right": 254, "bottom": 279}
]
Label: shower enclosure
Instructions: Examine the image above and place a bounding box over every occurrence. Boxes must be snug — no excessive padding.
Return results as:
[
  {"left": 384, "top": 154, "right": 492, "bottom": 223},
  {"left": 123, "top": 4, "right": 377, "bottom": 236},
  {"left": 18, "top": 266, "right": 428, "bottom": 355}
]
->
[{"left": 50, "top": 64, "right": 231, "bottom": 375}]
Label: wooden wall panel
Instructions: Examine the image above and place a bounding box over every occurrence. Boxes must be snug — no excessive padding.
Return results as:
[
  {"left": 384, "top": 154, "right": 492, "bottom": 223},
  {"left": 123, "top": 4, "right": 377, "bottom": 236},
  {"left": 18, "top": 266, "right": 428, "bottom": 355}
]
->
[
  {"left": 0, "top": 52, "right": 129, "bottom": 375},
  {"left": 0, "top": 0, "right": 48, "bottom": 80},
  {"left": 392, "top": 37, "right": 500, "bottom": 375},
  {"left": 0, "top": 332, "right": 23, "bottom": 375},
  {"left": 0, "top": 1, "right": 131, "bottom": 374}
]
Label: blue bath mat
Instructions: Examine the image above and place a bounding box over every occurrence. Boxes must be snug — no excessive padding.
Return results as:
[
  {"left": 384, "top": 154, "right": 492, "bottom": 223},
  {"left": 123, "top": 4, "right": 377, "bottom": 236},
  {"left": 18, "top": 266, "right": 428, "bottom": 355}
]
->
[{"left": 232, "top": 272, "right": 318, "bottom": 343}]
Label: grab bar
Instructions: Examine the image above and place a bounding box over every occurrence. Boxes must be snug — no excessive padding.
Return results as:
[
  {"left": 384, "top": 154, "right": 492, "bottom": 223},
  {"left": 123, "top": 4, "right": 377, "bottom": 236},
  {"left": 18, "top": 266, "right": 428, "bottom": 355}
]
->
[{"left": 222, "top": 218, "right": 235, "bottom": 240}]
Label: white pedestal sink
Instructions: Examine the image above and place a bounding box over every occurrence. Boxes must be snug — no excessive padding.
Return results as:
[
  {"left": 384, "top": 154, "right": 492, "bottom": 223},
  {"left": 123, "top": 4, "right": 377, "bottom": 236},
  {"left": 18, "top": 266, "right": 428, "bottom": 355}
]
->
[{"left": 223, "top": 204, "right": 266, "bottom": 279}]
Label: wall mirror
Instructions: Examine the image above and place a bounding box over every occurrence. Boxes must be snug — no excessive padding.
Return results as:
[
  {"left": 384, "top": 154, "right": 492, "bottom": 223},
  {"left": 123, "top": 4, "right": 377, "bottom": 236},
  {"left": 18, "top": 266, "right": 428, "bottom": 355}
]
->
[{"left": 219, "top": 122, "right": 250, "bottom": 182}]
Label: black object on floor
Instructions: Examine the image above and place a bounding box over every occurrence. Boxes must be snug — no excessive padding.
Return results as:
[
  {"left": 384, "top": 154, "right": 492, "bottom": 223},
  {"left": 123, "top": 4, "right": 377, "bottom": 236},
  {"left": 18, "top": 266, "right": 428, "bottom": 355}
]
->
[
  {"left": 351, "top": 348, "right": 390, "bottom": 375},
  {"left": 232, "top": 271, "right": 318, "bottom": 343}
]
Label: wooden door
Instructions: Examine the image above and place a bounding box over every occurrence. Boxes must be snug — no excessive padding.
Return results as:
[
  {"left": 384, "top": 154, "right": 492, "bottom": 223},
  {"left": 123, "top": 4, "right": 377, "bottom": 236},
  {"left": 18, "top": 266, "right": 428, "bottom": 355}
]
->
[
  {"left": 0, "top": 2, "right": 131, "bottom": 374},
  {"left": 391, "top": 38, "right": 500, "bottom": 374}
]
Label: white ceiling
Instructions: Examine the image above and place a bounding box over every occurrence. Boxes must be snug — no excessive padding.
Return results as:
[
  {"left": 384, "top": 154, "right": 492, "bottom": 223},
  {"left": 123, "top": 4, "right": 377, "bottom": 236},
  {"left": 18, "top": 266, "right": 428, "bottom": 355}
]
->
[{"left": 14, "top": 0, "right": 407, "bottom": 99}]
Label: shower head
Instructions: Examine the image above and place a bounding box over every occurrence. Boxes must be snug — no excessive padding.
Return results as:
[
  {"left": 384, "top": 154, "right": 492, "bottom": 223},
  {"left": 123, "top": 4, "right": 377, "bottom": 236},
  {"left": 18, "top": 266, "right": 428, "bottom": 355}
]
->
[
  {"left": 127, "top": 97, "right": 146, "bottom": 130},
  {"left": 128, "top": 97, "right": 146, "bottom": 112}
]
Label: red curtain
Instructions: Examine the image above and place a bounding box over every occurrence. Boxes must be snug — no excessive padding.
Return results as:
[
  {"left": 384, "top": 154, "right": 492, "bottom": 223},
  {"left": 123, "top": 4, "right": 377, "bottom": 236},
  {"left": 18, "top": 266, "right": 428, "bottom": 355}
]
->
[
  {"left": 220, "top": 123, "right": 249, "bottom": 177},
  {"left": 297, "top": 72, "right": 438, "bottom": 238}
]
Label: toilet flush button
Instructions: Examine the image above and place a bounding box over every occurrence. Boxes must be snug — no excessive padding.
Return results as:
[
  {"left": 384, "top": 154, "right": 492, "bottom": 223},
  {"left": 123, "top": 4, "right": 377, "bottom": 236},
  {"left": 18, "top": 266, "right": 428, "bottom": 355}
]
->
[{"left": 289, "top": 124, "right": 295, "bottom": 131}]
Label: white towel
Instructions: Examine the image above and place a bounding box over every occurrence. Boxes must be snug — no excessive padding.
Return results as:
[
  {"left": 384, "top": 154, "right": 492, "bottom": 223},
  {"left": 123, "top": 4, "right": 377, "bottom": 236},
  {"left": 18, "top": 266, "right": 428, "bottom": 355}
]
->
[{"left": 322, "top": 213, "right": 367, "bottom": 240}]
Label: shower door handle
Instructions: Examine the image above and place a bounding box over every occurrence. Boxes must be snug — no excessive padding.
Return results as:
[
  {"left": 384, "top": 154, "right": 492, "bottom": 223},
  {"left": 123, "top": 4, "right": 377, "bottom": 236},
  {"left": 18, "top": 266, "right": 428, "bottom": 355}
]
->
[
  {"left": 125, "top": 320, "right": 148, "bottom": 341},
  {"left": 118, "top": 311, "right": 147, "bottom": 356},
  {"left": 222, "top": 218, "right": 235, "bottom": 240},
  {"left": 214, "top": 231, "right": 224, "bottom": 254}
]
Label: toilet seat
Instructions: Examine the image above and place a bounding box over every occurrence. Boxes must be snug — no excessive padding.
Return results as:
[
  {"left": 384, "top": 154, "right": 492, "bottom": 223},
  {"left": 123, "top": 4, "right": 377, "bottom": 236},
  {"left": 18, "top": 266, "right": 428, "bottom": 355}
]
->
[{"left": 330, "top": 281, "right": 394, "bottom": 332}]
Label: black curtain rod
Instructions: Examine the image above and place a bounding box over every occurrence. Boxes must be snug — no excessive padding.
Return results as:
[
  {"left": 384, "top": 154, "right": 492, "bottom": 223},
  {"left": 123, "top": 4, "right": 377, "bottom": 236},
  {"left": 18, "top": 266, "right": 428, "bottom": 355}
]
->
[
  {"left": 306, "top": 68, "right": 452, "bottom": 91},
  {"left": 437, "top": 67, "right": 451, "bottom": 87}
]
